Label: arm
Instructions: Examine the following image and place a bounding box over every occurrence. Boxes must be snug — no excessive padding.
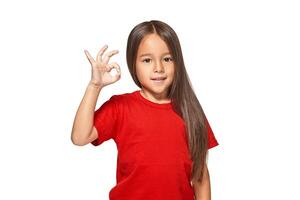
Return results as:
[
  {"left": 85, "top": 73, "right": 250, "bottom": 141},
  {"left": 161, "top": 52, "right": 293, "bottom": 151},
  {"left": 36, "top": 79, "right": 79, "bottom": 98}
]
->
[
  {"left": 71, "top": 82, "right": 103, "bottom": 146},
  {"left": 71, "top": 45, "right": 121, "bottom": 146},
  {"left": 192, "top": 163, "right": 211, "bottom": 200}
]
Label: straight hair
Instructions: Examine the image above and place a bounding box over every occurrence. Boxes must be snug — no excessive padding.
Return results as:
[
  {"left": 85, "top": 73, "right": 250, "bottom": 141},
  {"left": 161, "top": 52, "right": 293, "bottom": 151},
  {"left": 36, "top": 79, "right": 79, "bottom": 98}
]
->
[{"left": 126, "top": 20, "right": 209, "bottom": 183}]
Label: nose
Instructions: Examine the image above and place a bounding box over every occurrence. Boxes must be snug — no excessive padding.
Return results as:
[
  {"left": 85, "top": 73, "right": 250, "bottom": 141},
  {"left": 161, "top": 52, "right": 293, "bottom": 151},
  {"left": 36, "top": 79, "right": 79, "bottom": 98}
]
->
[{"left": 154, "top": 61, "right": 164, "bottom": 73}]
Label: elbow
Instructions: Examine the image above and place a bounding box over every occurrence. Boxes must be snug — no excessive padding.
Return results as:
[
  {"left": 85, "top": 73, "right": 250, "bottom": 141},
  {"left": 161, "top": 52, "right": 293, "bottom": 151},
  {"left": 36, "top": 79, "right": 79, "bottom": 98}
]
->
[{"left": 71, "top": 132, "right": 87, "bottom": 146}]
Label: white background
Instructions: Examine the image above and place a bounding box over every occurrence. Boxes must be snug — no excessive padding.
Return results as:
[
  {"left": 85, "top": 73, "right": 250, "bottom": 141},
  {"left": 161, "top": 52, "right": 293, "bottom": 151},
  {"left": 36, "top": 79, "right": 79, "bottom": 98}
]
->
[{"left": 0, "top": 0, "right": 299, "bottom": 199}]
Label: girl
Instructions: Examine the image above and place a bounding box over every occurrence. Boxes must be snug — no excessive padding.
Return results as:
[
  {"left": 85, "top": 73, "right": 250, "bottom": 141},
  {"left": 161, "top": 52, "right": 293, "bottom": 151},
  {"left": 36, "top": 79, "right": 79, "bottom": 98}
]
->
[{"left": 71, "top": 20, "right": 219, "bottom": 200}]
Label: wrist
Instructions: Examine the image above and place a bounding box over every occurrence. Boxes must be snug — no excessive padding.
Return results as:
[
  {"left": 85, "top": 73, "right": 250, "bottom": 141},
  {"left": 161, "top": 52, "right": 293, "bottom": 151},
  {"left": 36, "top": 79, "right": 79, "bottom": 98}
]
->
[{"left": 88, "top": 81, "right": 103, "bottom": 90}]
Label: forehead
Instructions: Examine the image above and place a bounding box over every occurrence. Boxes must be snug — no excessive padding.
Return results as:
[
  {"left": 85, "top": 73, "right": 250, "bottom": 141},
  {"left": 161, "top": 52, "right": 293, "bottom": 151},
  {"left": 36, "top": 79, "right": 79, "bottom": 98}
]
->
[{"left": 137, "top": 34, "right": 170, "bottom": 55}]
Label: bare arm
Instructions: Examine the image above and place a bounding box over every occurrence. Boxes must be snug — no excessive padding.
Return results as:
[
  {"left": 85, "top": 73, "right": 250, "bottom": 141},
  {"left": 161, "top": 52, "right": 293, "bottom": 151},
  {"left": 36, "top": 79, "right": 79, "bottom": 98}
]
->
[
  {"left": 70, "top": 45, "right": 121, "bottom": 146},
  {"left": 71, "top": 82, "right": 103, "bottom": 146},
  {"left": 192, "top": 163, "right": 211, "bottom": 200}
]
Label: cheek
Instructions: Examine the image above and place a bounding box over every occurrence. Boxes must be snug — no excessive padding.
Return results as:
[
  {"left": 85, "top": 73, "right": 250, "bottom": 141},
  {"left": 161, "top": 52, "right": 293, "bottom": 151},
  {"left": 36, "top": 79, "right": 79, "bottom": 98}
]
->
[
  {"left": 168, "top": 65, "right": 175, "bottom": 77},
  {"left": 136, "top": 65, "right": 149, "bottom": 82}
]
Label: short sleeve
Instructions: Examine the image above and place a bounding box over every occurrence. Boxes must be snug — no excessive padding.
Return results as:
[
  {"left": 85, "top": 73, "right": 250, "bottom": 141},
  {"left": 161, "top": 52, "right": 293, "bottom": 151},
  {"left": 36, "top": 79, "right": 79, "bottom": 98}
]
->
[
  {"left": 91, "top": 95, "right": 119, "bottom": 146},
  {"left": 204, "top": 116, "right": 219, "bottom": 149}
]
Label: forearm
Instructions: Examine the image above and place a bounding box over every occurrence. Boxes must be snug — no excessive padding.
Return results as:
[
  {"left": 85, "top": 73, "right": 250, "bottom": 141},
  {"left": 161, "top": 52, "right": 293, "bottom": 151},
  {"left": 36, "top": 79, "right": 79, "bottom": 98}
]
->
[
  {"left": 193, "top": 164, "right": 211, "bottom": 200},
  {"left": 71, "top": 81, "right": 103, "bottom": 145}
]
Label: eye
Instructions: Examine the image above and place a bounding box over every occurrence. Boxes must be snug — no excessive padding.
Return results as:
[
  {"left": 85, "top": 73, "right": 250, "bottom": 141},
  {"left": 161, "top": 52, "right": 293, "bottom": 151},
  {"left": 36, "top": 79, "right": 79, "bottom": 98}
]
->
[
  {"left": 164, "top": 57, "right": 173, "bottom": 62},
  {"left": 142, "top": 58, "right": 151, "bottom": 63}
]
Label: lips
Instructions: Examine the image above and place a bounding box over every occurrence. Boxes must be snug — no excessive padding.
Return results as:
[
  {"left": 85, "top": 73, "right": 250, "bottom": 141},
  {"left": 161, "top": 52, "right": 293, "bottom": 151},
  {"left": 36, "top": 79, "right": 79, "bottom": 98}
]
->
[{"left": 151, "top": 77, "right": 167, "bottom": 80}]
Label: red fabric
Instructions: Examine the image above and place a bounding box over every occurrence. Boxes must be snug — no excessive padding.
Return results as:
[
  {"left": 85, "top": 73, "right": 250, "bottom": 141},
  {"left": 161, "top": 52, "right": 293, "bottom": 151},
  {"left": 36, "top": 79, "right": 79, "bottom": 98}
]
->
[{"left": 91, "top": 90, "right": 219, "bottom": 200}]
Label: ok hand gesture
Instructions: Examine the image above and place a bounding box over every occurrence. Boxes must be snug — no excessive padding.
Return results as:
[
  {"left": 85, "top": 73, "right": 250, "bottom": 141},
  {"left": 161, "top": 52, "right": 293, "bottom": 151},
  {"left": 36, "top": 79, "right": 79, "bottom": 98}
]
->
[{"left": 84, "top": 45, "right": 121, "bottom": 88}]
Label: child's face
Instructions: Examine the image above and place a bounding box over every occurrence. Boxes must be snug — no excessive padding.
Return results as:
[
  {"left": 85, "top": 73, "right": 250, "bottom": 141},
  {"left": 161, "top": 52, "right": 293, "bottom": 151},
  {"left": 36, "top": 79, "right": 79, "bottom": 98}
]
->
[{"left": 135, "top": 34, "right": 175, "bottom": 99}]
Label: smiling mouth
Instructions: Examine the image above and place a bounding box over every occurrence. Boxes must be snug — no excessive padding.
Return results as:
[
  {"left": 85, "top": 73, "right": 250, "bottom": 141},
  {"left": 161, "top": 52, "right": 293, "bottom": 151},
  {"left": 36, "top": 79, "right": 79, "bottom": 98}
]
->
[{"left": 151, "top": 77, "right": 167, "bottom": 81}]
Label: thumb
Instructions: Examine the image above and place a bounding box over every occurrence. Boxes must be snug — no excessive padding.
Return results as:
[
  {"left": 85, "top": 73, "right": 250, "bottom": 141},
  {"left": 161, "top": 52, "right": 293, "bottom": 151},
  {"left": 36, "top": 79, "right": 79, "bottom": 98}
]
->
[
  {"left": 109, "top": 62, "right": 121, "bottom": 79},
  {"left": 111, "top": 70, "right": 121, "bottom": 83}
]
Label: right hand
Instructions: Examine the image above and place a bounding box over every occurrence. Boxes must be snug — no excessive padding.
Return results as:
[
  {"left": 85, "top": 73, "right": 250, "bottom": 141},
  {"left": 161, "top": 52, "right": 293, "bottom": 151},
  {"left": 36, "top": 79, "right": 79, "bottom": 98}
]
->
[{"left": 84, "top": 45, "right": 121, "bottom": 88}]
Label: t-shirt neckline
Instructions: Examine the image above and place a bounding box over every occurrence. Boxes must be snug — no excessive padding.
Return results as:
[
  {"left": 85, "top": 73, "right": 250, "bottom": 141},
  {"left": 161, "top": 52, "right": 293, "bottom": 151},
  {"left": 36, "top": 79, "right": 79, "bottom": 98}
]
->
[{"left": 133, "top": 90, "right": 173, "bottom": 109}]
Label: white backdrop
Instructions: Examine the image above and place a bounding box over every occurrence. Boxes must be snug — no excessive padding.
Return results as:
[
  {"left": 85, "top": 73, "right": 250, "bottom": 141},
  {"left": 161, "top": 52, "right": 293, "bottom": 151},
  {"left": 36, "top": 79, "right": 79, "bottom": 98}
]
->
[{"left": 0, "top": 0, "right": 299, "bottom": 199}]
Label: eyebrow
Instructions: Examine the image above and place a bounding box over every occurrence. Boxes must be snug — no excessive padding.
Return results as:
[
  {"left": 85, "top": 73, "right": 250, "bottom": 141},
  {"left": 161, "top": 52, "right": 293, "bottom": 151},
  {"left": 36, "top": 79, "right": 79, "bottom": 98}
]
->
[{"left": 139, "top": 52, "right": 171, "bottom": 57}]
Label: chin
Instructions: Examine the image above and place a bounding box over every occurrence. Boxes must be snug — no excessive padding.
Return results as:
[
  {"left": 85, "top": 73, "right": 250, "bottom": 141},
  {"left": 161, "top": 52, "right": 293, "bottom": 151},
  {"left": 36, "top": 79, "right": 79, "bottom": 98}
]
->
[{"left": 150, "top": 87, "right": 170, "bottom": 95}]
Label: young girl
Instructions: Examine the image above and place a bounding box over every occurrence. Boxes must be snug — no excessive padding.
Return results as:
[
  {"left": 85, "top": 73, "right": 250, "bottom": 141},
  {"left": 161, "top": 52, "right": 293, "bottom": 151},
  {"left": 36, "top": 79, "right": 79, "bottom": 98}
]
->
[{"left": 71, "top": 20, "right": 219, "bottom": 200}]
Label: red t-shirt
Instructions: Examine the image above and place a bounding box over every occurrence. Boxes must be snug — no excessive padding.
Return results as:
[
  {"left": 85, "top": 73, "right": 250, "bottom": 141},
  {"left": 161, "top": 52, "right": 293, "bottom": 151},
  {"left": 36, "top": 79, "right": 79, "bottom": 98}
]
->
[{"left": 91, "top": 90, "right": 219, "bottom": 200}]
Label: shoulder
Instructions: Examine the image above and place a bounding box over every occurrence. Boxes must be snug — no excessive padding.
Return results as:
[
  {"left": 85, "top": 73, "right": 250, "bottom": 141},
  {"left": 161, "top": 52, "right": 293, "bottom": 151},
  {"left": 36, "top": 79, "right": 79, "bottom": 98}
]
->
[
  {"left": 108, "top": 90, "right": 139, "bottom": 105},
  {"left": 110, "top": 90, "right": 137, "bottom": 101}
]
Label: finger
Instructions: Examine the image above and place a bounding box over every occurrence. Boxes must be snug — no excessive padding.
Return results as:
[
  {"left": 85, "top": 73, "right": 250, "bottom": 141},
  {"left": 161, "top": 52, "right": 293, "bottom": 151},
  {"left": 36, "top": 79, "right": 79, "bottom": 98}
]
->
[
  {"left": 102, "top": 50, "right": 119, "bottom": 65},
  {"left": 111, "top": 72, "right": 121, "bottom": 83},
  {"left": 84, "top": 49, "right": 95, "bottom": 65},
  {"left": 110, "top": 62, "right": 121, "bottom": 75},
  {"left": 96, "top": 45, "right": 108, "bottom": 63},
  {"left": 110, "top": 64, "right": 121, "bottom": 83},
  {"left": 106, "top": 64, "right": 114, "bottom": 72}
]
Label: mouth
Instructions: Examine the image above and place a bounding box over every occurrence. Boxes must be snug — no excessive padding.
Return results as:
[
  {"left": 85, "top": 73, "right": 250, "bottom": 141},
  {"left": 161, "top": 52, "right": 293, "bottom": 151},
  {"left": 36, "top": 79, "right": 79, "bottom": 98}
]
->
[
  {"left": 151, "top": 77, "right": 167, "bottom": 81},
  {"left": 151, "top": 77, "right": 167, "bottom": 83}
]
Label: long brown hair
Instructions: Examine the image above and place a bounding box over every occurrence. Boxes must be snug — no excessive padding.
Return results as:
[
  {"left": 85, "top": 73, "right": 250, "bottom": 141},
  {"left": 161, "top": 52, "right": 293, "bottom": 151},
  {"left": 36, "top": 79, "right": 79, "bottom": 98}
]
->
[{"left": 126, "top": 20, "right": 209, "bottom": 183}]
